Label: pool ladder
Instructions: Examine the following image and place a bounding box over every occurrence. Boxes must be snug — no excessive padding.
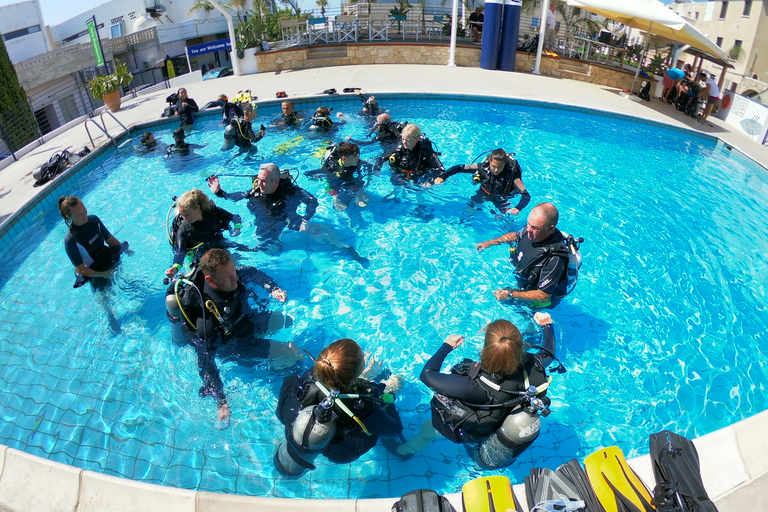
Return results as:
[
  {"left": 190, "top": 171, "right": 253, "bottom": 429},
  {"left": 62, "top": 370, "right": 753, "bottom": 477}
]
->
[{"left": 84, "top": 110, "right": 132, "bottom": 150}]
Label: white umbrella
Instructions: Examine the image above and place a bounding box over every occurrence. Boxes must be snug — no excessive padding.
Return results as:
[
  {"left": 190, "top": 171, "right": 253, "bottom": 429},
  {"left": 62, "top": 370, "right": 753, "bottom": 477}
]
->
[{"left": 565, "top": 0, "right": 728, "bottom": 94}]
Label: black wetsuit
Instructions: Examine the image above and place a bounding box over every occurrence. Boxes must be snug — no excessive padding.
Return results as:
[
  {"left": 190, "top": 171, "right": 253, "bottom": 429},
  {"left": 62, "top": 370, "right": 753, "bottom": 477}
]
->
[
  {"left": 277, "top": 371, "right": 403, "bottom": 463},
  {"left": 64, "top": 215, "right": 120, "bottom": 290},
  {"left": 386, "top": 138, "right": 444, "bottom": 186},
  {"left": 308, "top": 114, "right": 334, "bottom": 132},
  {"left": 440, "top": 157, "right": 531, "bottom": 213},
  {"left": 305, "top": 150, "right": 372, "bottom": 206},
  {"left": 512, "top": 228, "right": 569, "bottom": 297},
  {"left": 171, "top": 266, "right": 281, "bottom": 406},
  {"left": 175, "top": 98, "right": 199, "bottom": 127},
  {"left": 272, "top": 112, "right": 302, "bottom": 127},
  {"left": 170, "top": 206, "right": 239, "bottom": 267},
  {"left": 421, "top": 324, "right": 553, "bottom": 443},
  {"left": 214, "top": 178, "right": 318, "bottom": 251}
]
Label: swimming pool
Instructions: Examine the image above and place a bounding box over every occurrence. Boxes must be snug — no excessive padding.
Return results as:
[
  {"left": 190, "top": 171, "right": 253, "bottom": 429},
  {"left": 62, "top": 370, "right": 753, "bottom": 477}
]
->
[{"left": 1, "top": 93, "right": 767, "bottom": 500}]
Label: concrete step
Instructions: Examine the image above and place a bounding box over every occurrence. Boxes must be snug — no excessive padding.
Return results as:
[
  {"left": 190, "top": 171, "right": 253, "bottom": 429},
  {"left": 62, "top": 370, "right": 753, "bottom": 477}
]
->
[
  {"left": 306, "top": 46, "right": 349, "bottom": 61},
  {"left": 558, "top": 60, "right": 590, "bottom": 75}
]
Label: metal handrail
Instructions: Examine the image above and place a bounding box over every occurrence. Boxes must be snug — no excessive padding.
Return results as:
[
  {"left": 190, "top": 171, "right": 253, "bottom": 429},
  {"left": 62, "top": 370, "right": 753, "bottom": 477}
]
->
[
  {"left": 99, "top": 110, "right": 131, "bottom": 143},
  {"left": 83, "top": 110, "right": 132, "bottom": 150},
  {"left": 84, "top": 118, "right": 117, "bottom": 149}
]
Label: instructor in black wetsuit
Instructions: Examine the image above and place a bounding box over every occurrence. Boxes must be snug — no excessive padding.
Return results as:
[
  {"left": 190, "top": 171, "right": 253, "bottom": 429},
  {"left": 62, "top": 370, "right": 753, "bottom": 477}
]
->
[
  {"left": 59, "top": 196, "right": 132, "bottom": 332},
  {"left": 435, "top": 148, "right": 531, "bottom": 215},
  {"left": 166, "top": 248, "right": 297, "bottom": 427},
  {"left": 477, "top": 202, "right": 569, "bottom": 307}
]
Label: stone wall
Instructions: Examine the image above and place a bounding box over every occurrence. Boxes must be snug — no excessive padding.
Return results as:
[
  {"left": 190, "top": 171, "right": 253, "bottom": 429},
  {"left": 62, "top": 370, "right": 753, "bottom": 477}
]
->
[{"left": 255, "top": 43, "right": 642, "bottom": 92}]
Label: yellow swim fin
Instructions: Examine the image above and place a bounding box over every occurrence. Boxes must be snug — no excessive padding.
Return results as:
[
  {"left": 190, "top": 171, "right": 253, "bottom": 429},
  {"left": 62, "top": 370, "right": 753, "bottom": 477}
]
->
[
  {"left": 584, "top": 446, "right": 655, "bottom": 512},
  {"left": 273, "top": 135, "right": 305, "bottom": 155},
  {"left": 462, "top": 475, "right": 518, "bottom": 512}
]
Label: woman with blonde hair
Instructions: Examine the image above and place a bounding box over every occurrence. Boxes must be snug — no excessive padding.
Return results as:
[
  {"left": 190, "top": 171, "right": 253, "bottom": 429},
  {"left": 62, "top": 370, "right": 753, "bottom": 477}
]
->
[
  {"left": 275, "top": 338, "right": 403, "bottom": 476},
  {"left": 379, "top": 123, "right": 444, "bottom": 187},
  {"left": 165, "top": 188, "right": 241, "bottom": 277}
]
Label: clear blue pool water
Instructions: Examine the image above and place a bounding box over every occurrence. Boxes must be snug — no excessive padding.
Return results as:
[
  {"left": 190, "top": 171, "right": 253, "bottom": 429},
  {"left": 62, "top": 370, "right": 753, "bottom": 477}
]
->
[{"left": 1, "top": 94, "right": 768, "bottom": 499}]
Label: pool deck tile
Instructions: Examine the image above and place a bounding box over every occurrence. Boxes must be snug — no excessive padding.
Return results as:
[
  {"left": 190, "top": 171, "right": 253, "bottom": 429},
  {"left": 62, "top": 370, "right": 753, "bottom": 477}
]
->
[
  {"left": 78, "top": 470, "right": 197, "bottom": 512},
  {"left": 0, "top": 447, "right": 81, "bottom": 512},
  {"left": 1, "top": 64, "right": 768, "bottom": 510}
]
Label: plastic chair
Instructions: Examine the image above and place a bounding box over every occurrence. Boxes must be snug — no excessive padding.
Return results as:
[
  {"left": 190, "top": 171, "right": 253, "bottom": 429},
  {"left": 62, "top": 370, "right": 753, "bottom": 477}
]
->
[
  {"left": 426, "top": 15, "right": 444, "bottom": 41},
  {"left": 336, "top": 15, "right": 358, "bottom": 42},
  {"left": 307, "top": 17, "right": 329, "bottom": 45},
  {"left": 368, "top": 13, "right": 389, "bottom": 41},
  {"left": 280, "top": 18, "right": 304, "bottom": 47}
]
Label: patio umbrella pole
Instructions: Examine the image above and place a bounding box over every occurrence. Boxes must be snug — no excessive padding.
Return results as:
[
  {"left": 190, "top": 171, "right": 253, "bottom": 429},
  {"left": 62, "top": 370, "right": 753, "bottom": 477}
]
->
[
  {"left": 629, "top": 20, "right": 652, "bottom": 96},
  {"left": 532, "top": 0, "right": 549, "bottom": 74}
]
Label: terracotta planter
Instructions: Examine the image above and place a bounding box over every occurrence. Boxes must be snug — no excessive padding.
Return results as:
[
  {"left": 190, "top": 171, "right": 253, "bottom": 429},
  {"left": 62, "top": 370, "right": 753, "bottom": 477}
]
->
[{"left": 102, "top": 90, "right": 122, "bottom": 112}]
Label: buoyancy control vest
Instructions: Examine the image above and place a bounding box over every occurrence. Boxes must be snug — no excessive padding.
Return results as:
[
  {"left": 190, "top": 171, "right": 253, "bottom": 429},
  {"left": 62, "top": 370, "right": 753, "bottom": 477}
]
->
[
  {"left": 430, "top": 355, "right": 548, "bottom": 444},
  {"left": 390, "top": 137, "right": 441, "bottom": 181},
  {"left": 275, "top": 374, "right": 390, "bottom": 475},
  {"left": 512, "top": 230, "right": 583, "bottom": 299},
  {"left": 474, "top": 156, "right": 522, "bottom": 197}
]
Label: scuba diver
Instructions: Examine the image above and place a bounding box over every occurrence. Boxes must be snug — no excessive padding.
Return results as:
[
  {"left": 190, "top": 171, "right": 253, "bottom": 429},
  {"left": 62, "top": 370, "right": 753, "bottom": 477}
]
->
[
  {"left": 307, "top": 106, "right": 340, "bottom": 133},
  {"left": 208, "top": 163, "right": 318, "bottom": 254},
  {"left": 165, "top": 128, "right": 201, "bottom": 157},
  {"left": 140, "top": 132, "right": 158, "bottom": 149},
  {"left": 164, "top": 189, "right": 241, "bottom": 279},
  {"left": 435, "top": 148, "right": 531, "bottom": 216},
  {"left": 391, "top": 312, "right": 561, "bottom": 469},
  {"left": 275, "top": 338, "right": 403, "bottom": 477},
  {"left": 305, "top": 141, "right": 373, "bottom": 211},
  {"left": 345, "top": 113, "right": 407, "bottom": 151},
  {"left": 174, "top": 87, "right": 199, "bottom": 131},
  {"left": 378, "top": 123, "right": 444, "bottom": 187},
  {"left": 477, "top": 202, "right": 583, "bottom": 308},
  {"left": 165, "top": 248, "right": 296, "bottom": 428},
  {"left": 358, "top": 92, "right": 379, "bottom": 116},
  {"left": 271, "top": 99, "right": 303, "bottom": 128},
  {"left": 221, "top": 119, "right": 266, "bottom": 153},
  {"left": 59, "top": 196, "right": 133, "bottom": 334}
]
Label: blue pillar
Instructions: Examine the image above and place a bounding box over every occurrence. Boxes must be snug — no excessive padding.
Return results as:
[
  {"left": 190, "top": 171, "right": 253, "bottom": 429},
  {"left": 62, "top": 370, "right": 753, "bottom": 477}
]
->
[
  {"left": 497, "top": 0, "right": 522, "bottom": 72},
  {"left": 480, "top": 0, "right": 504, "bottom": 70}
]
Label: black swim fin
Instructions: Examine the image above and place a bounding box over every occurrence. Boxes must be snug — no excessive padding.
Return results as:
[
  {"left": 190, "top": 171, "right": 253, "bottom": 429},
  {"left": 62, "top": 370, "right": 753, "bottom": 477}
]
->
[
  {"left": 525, "top": 462, "right": 605, "bottom": 512},
  {"left": 649, "top": 430, "right": 718, "bottom": 512}
]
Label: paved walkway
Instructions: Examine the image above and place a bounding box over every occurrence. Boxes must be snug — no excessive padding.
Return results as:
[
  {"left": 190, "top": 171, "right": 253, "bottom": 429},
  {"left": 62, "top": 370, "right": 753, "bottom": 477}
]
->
[{"left": 0, "top": 64, "right": 766, "bottom": 511}]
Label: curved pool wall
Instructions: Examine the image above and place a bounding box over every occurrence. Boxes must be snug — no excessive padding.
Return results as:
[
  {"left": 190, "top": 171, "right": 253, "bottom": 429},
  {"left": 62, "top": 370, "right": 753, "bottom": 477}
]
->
[{"left": 1, "top": 93, "right": 768, "bottom": 510}]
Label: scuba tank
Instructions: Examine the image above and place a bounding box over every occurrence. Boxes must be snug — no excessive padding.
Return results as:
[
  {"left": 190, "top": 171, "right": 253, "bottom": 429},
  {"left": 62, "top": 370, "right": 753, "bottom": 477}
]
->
[
  {"left": 476, "top": 385, "right": 551, "bottom": 469},
  {"left": 562, "top": 233, "right": 584, "bottom": 296},
  {"left": 274, "top": 389, "right": 339, "bottom": 477}
]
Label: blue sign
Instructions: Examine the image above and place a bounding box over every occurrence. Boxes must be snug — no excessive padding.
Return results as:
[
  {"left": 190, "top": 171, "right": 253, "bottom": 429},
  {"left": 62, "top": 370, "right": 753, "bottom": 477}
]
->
[{"left": 187, "top": 39, "right": 232, "bottom": 56}]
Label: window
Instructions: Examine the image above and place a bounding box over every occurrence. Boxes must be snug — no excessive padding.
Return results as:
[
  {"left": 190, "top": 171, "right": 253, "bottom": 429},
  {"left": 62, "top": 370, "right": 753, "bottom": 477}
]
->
[
  {"left": 110, "top": 22, "right": 123, "bottom": 39},
  {"left": 531, "top": 17, "right": 540, "bottom": 30},
  {"left": 716, "top": 37, "right": 723, "bottom": 47},
  {"left": 694, "top": 12, "right": 699, "bottom": 20},
  {"left": 734, "top": 39, "right": 743, "bottom": 48},
  {"left": 719, "top": 1, "right": 728, "bottom": 19},
  {"left": 1, "top": 25, "right": 41, "bottom": 42},
  {"left": 743, "top": 1, "right": 752, "bottom": 16},
  {"left": 58, "top": 95, "right": 79, "bottom": 124}
]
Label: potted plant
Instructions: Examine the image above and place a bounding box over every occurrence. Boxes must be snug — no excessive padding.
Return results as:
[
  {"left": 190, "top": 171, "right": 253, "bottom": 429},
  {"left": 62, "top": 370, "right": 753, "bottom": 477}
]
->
[{"left": 89, "top": 60, "right": 133, "bottom": 112}]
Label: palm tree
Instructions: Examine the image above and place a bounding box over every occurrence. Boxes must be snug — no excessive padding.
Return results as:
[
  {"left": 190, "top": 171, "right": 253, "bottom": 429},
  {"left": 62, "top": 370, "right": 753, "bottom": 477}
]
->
[
  {"left": 279, "top": 0, "right": 302, "bottom": 17},
  {"left": 225, "top": 0, "right": 250, "bottom": 22},
  {"left": 727, "top": 44, "right": 746, "bottom": 64},
  {"left": 316, "top": 0, "right": 328, "bottom": 17},
  {"left": 186, "top": 0, "right": 215, "bottom": 18},
  {"left": 556, "top": 2, "right": 606, "bottom": 51}
]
